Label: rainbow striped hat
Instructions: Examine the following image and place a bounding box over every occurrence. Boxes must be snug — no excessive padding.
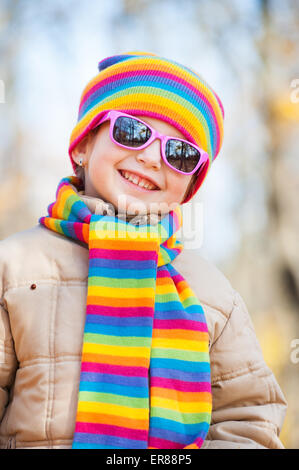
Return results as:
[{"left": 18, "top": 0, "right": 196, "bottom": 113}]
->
[{"left": 68, "top": 51, "right": 225, "bottom": 203}]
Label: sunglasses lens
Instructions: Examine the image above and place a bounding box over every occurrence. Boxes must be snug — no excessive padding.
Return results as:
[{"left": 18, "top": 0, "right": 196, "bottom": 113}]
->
[
  {"left": 113, "top": 116, "right": 152, "bottom": 147},
  {"left": 165, "top": 139, "right": 201, "bottom": 173}
]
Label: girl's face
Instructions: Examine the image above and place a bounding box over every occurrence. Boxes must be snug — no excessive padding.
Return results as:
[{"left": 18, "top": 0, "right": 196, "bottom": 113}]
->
[{"left": 72, "top": 115, "right": 194, "bottom": 215}]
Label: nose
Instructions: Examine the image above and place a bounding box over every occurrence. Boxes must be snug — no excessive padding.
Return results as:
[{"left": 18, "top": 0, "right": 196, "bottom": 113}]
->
[{"left": 136, "top": 139, "right": 162, "bottom": 170}]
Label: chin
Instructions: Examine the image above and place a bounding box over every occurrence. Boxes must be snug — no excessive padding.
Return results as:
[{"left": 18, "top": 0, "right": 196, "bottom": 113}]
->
[{"left": 121, "top": 199, "right": 148, "bottom": 216}]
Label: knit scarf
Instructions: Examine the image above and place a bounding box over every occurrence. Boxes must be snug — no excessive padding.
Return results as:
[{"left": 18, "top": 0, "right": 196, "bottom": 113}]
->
[{"left": 39, "top": 176, "right": 212, "bottom": 449}]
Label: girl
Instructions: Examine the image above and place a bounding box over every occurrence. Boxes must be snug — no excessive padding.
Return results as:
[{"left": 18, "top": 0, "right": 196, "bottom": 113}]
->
[{"left": 0, "top": 52, "right": 287, "bottom": 449}]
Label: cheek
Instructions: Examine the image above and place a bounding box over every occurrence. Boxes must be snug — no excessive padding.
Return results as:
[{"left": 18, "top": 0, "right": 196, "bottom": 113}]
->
[
  {"left": 89, "top": 138, "right": 121, "bottom": 169},
  {"left": 167, "top": 173, "right": 191, "bottom": 198}
]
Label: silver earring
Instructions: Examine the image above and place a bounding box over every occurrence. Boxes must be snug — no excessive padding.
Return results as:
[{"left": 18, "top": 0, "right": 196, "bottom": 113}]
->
[{"left": 79, "top": 158, "right": 83, "bottom": 167}]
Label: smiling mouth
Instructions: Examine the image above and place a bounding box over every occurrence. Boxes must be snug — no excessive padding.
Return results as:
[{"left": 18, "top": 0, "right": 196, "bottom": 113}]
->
[{"left": 118, "top": 170, "right": 160, "bottom": 191}]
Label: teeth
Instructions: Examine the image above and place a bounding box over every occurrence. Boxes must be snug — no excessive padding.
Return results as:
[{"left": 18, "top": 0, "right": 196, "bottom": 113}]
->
[
  {"left": 122, "top": 171, "right": 157, "bottom": 190},
  {"left": 138, "top": 180, "right": 147, "bottom": 189}
]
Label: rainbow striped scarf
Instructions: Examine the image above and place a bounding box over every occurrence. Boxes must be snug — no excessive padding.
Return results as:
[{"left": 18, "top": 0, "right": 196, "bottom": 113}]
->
[{"left": 39, "top": 176, "right": 212, "bottom": 449}]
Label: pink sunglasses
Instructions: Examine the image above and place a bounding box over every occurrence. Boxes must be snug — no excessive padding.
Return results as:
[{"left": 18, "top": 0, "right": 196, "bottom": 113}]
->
[{"left": 95, "top": 110, "right": 210, "bottom": 175}]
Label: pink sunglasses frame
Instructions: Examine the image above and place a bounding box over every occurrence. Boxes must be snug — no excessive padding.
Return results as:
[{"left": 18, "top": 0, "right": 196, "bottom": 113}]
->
[{"left": 96, "top": 110, "right": 210, "bottom": 176}]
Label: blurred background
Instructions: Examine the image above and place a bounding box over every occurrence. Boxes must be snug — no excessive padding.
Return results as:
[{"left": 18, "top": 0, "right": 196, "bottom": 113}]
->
[{"left": 0, "top": 0, "right": 298, "bottom": 448}]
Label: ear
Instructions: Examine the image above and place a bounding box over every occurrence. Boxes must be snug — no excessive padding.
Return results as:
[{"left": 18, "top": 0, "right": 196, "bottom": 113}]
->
[{"left": 71, "top": 134, "right": 92, "bottom": 166}]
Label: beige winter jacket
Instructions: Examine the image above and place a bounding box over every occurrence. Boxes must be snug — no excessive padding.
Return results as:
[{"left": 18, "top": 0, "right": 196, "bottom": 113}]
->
[{"left": 0, "top": 194, "right": 287, "bottom": 449}]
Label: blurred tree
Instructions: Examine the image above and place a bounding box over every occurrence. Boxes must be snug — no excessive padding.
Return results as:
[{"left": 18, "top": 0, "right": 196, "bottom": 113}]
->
[
  {"left": 226, "top": 0, "right": 299, "bottom": 448},
  {"left": 0, "top": 0, "right": 77, "bottom": 238},
  {"left": 0, "top": 0, "right": 31, "bottom": 237},
  {"left": 0, "top": 0, "right": 298, "bottom": 447}
]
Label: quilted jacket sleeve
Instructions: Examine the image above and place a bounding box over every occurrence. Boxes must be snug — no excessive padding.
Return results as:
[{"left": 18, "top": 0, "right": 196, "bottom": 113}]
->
[
  {"left": 0, "top": 298, "right": 18, "bottom": 422},
  {"left": 201, "top": 291, "right": 287, "bottom": 449}
]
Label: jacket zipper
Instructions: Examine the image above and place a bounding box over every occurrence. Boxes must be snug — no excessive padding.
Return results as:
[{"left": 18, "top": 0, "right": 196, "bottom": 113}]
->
[{"left": 6, "top": 437, "right": 15, "bottom": 449}]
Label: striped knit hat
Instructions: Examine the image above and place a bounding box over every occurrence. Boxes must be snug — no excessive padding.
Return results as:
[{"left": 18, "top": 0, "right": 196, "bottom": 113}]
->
[{"left": 68, "top": 51, "right": 225, "bottom": 203}]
